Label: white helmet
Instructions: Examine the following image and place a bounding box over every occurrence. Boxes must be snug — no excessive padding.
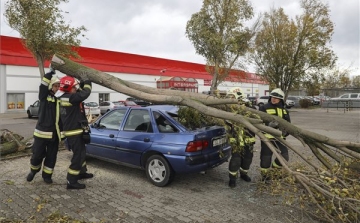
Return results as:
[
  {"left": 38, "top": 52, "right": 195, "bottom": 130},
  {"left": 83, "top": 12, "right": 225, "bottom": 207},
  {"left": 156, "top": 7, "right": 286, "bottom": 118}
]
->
[
  {"left": 270, "top": 88, "right": 285, "bottom": 100},
  {"left": 48, "top": 76, "right": 60, "bottom": 90}
]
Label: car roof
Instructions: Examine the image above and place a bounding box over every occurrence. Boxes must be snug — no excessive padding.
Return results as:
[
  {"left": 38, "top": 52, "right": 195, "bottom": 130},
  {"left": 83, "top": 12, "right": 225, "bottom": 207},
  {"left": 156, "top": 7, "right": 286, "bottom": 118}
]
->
[{"left": 146, "top": 105, "right": 179, "bottom": 114}]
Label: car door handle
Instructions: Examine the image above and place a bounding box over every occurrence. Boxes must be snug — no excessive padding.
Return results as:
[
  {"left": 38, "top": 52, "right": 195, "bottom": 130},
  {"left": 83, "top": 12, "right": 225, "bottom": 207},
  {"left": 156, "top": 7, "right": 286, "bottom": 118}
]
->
[
  {"left": 109, "top": 134, "right": 114, "bottom": 138},
  {"left": 144, "top": 138, "right": 150, "bottom": 142}
]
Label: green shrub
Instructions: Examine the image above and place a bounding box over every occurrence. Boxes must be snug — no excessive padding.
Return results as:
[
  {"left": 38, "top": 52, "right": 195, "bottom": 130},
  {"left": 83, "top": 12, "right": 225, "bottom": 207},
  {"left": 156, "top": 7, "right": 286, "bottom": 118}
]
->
[{"left": 299, "top": 99, "right": 312, "bottom": 108}]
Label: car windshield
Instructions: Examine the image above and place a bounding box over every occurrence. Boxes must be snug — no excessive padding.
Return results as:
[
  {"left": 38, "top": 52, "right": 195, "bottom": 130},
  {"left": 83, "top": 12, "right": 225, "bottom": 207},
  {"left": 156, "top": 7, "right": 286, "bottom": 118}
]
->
[
  {"left": 85, "top": 102, "right": 98, "bottom": 107},
  {"left": 126, "top": 101, "right": 137, "bottom": 105},
  {"left": 113, "top": 102, "right": 124, "bottom": 105}
]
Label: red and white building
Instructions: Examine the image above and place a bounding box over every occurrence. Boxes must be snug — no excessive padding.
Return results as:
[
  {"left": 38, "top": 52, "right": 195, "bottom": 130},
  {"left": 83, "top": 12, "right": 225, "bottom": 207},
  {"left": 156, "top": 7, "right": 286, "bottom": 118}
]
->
[{"left": 0, "top": 35, "right": 269, "bottom": 114}]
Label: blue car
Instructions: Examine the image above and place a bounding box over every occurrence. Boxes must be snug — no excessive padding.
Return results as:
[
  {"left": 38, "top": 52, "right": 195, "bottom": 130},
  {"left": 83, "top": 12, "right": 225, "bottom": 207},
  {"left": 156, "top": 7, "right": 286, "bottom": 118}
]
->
[{"left": 86, "top": 105, "right": 231, "bottom": 187}]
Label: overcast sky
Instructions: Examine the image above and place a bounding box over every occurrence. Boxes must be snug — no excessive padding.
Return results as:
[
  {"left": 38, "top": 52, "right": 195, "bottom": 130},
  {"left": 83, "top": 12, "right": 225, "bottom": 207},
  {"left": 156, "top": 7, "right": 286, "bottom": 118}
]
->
[{"left": 1, "top": 0, "right": 359, "bottom": 76}]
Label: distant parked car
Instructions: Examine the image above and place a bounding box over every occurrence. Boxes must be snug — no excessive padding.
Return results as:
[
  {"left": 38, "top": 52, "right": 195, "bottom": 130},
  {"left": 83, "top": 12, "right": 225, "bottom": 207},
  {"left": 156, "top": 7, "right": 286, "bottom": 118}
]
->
[
  {"left": 27, "top": 100, "right": 39, "bottom": 118},
  {"left": 99, "top": 101, "right": 125, "bottom": 115},
  {"left": 119, "top": 100, "right": 141, "bottom": 107},
  {"left": 331, "top": 93, "right": 360, "bottom": 101},
  {"left": 84, "top": 101, "right": 101, "bottom": 116},
  {"left": 256, "top": 96, "right": 270, "bottom": 107},
  {"left": 257, "top": 95, "right": 294, "bottom": 109},
  {"left": 86, "top": 105, "right": 231, "bottom": 187},
  {"left": 126, "top": 97, "right": 152, "bottom": 107}
]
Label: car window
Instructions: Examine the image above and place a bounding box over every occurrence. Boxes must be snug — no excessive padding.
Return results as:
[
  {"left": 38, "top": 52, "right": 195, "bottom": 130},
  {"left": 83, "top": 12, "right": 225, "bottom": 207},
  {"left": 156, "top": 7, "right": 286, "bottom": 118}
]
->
[
  {"left": 153, "top": 111, "right": 179, "bottom": 133},
  {"left": 260, "top": 96, "right": 269, "bottom": 99},
  {"left": 98, "top": 109, "right": 126, "bottom": 129},
  {"left": 126, "top": 101, "right": 137, "bottom": 105},
  {"left": 340, "top": 94, "right": 349, "bottom": 99},
  {"left": 114, "top": 101, "right": 124, "bottom": 106},
  {"left": 124, "top": 110, "right": 153, "bottom": 132},
  {"left": 85, "top": 102, "right": 98, "bottom": 107},
  {"left": 34, "top": 101, "right": 40, "bottom": 107},
  {"left": 350, "top": 94, "right": 358, "bottom": 98}
]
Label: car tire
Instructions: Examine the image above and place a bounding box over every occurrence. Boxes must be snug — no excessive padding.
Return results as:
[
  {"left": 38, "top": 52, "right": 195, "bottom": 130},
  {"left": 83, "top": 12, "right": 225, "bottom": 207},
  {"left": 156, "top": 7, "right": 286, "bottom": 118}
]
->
[
  {"left": 27, "top": 110, "right": 32, "bottom": 118},
  {"left": 145, "top": 155, "right": 174, "bottom": 187},
  {"left": 258, "top": 103, "right": 264, "bottom": 107}
]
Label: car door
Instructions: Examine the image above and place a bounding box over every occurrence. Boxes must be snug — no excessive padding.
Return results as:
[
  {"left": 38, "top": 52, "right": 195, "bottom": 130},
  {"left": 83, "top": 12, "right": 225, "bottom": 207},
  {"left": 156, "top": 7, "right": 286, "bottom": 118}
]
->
[
  {"left": 115, "top": 109, "right": 155, "bottom": 166},
  {"left": 31, "top": 100, "right": 40, "bottom": 116},
  {"left": 87, "top": 109, "right": 127, "bottom": 160}
]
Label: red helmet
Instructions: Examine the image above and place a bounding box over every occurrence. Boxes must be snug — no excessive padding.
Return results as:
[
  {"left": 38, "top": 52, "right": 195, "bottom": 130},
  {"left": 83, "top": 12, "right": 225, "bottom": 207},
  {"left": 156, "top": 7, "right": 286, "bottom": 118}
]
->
[{"left": 59, "top": 76, "right": 79, "bottom": 92}]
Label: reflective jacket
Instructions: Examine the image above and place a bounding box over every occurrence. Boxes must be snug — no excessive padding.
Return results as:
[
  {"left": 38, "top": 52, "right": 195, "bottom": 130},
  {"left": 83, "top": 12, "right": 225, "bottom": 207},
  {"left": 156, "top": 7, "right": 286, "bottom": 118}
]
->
[
  {"left": 58, "top": 81, "right": 92, "bottom": 137},
  {"left": 33, "top": 72, "right": 62, "bottom": 140},
  {"left": 259, "top": 100, "right": 291, "bottom": 139}
]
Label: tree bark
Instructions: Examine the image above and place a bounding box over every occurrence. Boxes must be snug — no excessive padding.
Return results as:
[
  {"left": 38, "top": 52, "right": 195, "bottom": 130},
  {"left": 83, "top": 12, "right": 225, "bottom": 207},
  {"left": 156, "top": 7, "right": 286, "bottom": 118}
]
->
[{"left": 51, "top": 55, "right": 360, "bottom": 223}]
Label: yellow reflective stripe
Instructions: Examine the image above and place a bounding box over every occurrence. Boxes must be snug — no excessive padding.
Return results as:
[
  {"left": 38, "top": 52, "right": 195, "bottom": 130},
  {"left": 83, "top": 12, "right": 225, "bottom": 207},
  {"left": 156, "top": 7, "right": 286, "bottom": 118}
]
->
[
  {"left": 60, "top": 100, "right": 72, "bottom": 106},
  {"left": 47, "top": 96, "right": 56, "bottom": 102},
  {"left": 55, "top": 100, "right": 61, "bottom": 141},
  {"left": 266, "top": 109, "right": 276, "bottom": 115},
  {"left": 60, "top": 132, "right": 66, "bottom": 139},
  {"left": 229, "top": 171, "right": 238, "bottom": 176},
  {"left": 260, "top": 168, "right": 269, "bottom": 173},
  {"left": 277, "top": 108, "right": 283, "bottom": 118},
  {"left": 43, "top": 166, "right": 53, "bottom": 174},
  {"left": 264, "top": 133, "right": 275, "bottom": 139},
  {"left": 34, "top": 129, "right": 53, "bottom": 139},
  {"left": 68, "top": 168, "right": 80, "bottom": 175},
  {"left": 30, "top": 164, "right": 41, "bottom": 171},
  {"left": 240, "top": 167, "right": 248, "bottom": 173},
  {"left": 64, "top": 129, "right": 83, "bottom": 137},
  {"left": 42, "top": 77, "right": 50, "bottom": 86},
  {"left": 83, "top": 84, "right": 91, "bottom": 90},
  {"left": 272, "top": 161, "right": 282, "bottom": 169},
  {"left": 82, "top": 161, "right": 86, "bottom": 167}
]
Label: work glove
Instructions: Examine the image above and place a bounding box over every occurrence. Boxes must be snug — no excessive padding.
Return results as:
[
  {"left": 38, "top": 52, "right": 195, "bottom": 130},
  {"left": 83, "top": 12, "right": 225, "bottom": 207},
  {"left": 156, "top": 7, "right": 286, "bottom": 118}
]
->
[
  {"left": 282, "top": 130, "right": 289, "bottom": 137},
  {"left": 49, "top": 63, "right": 56, "bottom": 74},
  {"left": 268, "top": 121, "right": 279, "bottom": 129},
  {"left": 78, "top": 70, "right": 89, "bottom": 81},
  {"left": 79, "top": 80, "right": 85, "bottom": 89}
]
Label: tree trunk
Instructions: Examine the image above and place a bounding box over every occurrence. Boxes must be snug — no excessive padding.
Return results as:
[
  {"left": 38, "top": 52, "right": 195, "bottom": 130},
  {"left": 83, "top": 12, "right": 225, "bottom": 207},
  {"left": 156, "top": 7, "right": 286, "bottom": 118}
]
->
[{"left": 51, "top": 54, "right": 360, "bottom": 223}]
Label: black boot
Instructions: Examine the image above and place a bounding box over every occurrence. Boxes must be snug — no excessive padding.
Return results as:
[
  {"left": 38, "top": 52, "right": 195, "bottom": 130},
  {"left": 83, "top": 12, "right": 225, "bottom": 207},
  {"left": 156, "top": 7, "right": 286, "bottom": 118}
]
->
[
  {"left": 43, "top": 178, "right": 53, "bottom": 184},
  {"left": 78, "top": 173, "right": 94, "bottom": 180},
  {"left": 240, "top": 173, "right": 251, "bottom": 182},
  {"left": 26, "top": 171, "right": 37, "bottom": 182},
  {"left": 228, "top": 174, "right": 236, "bottom": 188},
  {"left": 67, "top": 181, "right": 86, "bottom": 189}
]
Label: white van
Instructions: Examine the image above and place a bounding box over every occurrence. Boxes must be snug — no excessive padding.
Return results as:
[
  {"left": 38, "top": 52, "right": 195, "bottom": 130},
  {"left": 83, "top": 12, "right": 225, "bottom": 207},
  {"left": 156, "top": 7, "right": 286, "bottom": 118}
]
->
[{"left": 331, "top": 93, "right": 360, "bottom": 100}]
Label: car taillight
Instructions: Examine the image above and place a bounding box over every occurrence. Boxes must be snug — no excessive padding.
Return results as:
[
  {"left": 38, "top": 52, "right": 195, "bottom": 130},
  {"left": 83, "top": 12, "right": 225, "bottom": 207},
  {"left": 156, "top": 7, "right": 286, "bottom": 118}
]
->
[{"left": 185, "top": 140, "right": 208, "bottom": 152}]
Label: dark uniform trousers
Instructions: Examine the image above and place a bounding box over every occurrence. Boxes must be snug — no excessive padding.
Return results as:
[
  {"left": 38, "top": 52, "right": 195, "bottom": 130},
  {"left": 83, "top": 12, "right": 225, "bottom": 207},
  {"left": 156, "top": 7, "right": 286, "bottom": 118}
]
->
[
  {"left": 30, "top": 134, "right": 59, "bottom": 179},
  {"left": 66, "top": 135, "right": 87, "bottom": 183},
  {"left": 228, "top": 143, "right": 254, "bottom": 174},
  {"left": 260, "top": 140, "right": 289, "bottom": 169}
]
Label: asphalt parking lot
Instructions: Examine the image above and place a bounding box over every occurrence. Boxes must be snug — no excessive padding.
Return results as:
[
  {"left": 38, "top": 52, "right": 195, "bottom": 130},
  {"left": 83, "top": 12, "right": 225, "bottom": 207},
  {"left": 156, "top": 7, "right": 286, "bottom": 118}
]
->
[{"left": 0, "top": 108, "right": 359, "bottom": 222}]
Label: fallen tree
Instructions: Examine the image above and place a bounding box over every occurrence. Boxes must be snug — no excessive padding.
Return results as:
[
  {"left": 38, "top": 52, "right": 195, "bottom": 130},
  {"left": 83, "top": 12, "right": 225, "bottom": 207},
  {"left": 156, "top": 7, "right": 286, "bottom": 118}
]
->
[
  {"left": 0, "top": 129, "right": 33, "bottom": 156},
  {"left": 51, "top": 55, "right": 360, "bottom": 223}
]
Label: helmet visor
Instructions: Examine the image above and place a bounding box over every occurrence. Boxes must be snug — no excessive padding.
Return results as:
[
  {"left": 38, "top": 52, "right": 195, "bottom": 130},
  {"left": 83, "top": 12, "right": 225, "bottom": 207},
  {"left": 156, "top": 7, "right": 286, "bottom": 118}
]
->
[{"left": 270, "top": 92, "right": 283, "bottom": 99}]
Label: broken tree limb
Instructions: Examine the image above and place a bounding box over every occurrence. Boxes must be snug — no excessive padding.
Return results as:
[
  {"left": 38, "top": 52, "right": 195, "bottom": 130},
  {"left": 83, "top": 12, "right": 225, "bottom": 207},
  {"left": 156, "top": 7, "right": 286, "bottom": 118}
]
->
[{"left": 51, "top": 55, "right": 360, "bottom": 223}]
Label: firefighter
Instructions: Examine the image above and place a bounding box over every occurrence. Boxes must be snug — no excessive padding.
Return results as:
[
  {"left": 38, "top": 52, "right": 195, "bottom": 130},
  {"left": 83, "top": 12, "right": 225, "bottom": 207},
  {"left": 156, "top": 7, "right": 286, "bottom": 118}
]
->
[
  {"left": 228, "top": 91, "right": 256, "bottom": 188},
  {"left": 26, "top": 70, "right": 62, "bottom": 184},
  {"left": 259, "top": 88, "right": 291, "bottom": 181},
  {"left": 55, "top": 76, "right": 93, "bottom": 189}
]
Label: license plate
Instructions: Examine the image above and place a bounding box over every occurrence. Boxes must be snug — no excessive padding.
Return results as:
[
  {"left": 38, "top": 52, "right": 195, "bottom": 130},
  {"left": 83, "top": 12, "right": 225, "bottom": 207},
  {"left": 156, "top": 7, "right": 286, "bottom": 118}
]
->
[
  {"left": 90, "top": 108, "right": 97, "bottom": 110},
  {"left": 212, "top": 136, "right": 227, "bottom": 147}
]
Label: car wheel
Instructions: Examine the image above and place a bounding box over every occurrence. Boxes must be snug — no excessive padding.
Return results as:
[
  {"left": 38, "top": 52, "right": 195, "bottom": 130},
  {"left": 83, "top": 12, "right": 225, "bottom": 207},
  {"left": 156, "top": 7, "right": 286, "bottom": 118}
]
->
[
  {"left": 258, "top": 103, "right": 264, "bottom": 107},
  {"left": 145, "top": 155, "right": 174, "bottom": 187},
  {"left": 27, "top": 110, "right": 32, "bottom": 118}
]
